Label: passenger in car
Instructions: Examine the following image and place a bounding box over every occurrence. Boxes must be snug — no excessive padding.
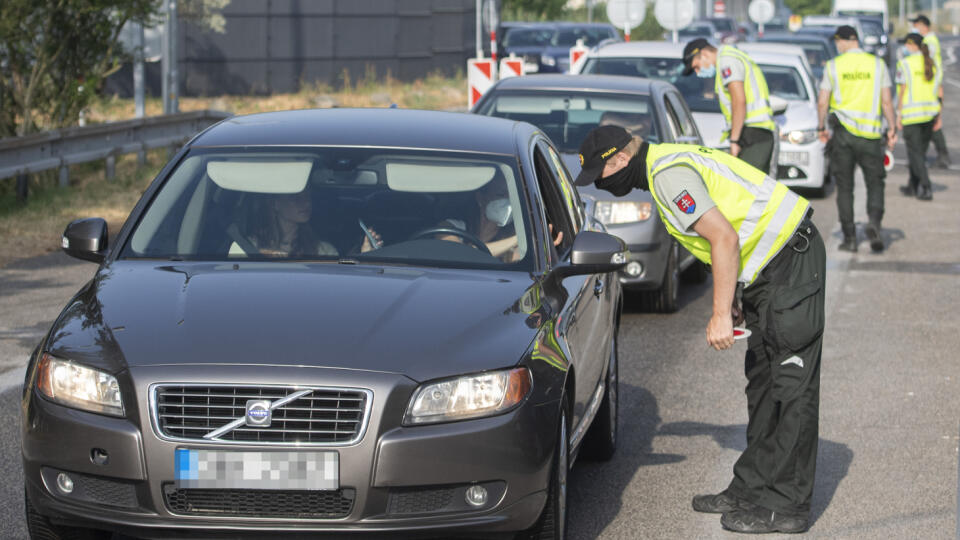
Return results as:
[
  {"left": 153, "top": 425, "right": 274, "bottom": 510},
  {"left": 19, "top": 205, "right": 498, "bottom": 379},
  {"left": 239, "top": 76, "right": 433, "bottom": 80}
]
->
[{"left": 232, "top": 190, "right": 380, "bottom": 258}]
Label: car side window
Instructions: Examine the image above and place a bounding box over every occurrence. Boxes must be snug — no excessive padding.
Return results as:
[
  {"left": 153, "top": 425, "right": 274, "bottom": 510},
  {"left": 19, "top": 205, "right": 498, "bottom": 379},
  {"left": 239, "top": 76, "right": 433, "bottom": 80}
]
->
[
  {"left": 533, "top": 145, "right": 576, "bottom": 258},
  {"left": 662, "top": 95, "right": 684, "bottom": 140},
  {"left": 540, "top": 141, "right": 584, "bottom": 230},
  {"left": 666, "top": 92, "right": 697, "bottom": 139}
]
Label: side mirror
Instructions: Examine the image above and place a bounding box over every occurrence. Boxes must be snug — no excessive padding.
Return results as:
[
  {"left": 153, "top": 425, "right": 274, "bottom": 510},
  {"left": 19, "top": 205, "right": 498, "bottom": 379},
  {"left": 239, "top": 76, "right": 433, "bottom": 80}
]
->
[
  {"left": 769, "top": 95, "right": 789, "bottom": 116},
  {"left": 61, "top": 218, "right": 108, "bottom": 263},
  {"left": 554, "top": 231, "right": 629, "bottom": 278}
]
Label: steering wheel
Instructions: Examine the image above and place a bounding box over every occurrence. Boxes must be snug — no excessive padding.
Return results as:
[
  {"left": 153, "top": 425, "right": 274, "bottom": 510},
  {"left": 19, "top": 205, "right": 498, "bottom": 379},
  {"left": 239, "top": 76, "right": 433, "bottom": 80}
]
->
[{"left": 410, "top": 227, "right": 492, "bottom": 256}]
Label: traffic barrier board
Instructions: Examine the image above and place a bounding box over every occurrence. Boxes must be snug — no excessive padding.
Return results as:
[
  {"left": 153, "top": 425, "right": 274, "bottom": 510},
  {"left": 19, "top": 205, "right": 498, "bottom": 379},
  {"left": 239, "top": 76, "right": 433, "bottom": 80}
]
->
[
  {"left": 500, "top": 56, "right": 524, "bottom": 79},
  {"left": 468, "top": 58, "right": 497, "bottom": 109},
  {"left": 569, "top": 40, "right": 590, "bottom": 73}
]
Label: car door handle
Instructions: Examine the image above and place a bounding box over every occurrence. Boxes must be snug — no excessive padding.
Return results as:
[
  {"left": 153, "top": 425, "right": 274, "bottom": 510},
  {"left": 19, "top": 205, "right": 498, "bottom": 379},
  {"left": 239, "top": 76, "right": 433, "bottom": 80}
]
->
[{"left": 594, "top": 277, "right": 604, "bottom": 298}]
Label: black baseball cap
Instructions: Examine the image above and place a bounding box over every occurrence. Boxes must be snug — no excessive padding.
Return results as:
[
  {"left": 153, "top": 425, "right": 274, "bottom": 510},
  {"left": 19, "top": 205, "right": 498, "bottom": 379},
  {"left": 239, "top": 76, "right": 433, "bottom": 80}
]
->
[
  {"left": 905, "top": 32, "right": 924, "bottom": 47},
  {"left": 681, "top": 38, "right": 711, "bottom": 76},
  {"left": 833, "top": 25, "right": 858, "bottom": 41},
  {"left": 910, "top": 14, "right": 930, "bottom": 26},
  {"left": 574, "top": 125, "right": 632, "bottom": 186}
]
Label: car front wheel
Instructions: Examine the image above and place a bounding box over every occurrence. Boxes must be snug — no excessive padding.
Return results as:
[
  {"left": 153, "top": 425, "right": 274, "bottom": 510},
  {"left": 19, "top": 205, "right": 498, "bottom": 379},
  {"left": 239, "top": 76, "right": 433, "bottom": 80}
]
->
[{"left": 524, "top": 405, "right": 569, "bottom": 540}]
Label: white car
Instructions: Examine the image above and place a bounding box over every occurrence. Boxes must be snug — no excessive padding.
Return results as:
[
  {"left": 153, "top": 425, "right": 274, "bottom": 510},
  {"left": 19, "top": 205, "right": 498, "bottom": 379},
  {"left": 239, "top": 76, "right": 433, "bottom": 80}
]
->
[
  {"left": 745, "top": 48, "right": 829, "bottom": 194},
  {"left": 572, "top": 41, "right": 783, "bottom": 178}
]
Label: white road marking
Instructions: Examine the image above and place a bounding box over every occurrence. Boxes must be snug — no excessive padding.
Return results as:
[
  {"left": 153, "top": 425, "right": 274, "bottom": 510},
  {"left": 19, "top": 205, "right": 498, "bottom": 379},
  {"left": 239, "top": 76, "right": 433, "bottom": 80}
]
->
[{"left": 946, "top": 78, "right": 960, "bottom": 89}]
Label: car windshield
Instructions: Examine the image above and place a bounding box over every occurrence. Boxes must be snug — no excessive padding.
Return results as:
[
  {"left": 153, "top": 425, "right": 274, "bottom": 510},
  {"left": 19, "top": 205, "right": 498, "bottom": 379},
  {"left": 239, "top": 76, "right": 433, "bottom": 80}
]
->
[
  {"left": 758, "top": 64, "right": 808, "bottom": 101},
  {"left": 581, "top": 57, "right": 722, "bottom": 113},
  {"left": 122, "top": 148, "right": 533, "bottom": 270},
  {"left": 860, "top": 20, "right": 882, "bottom": 37},
  {"left": 474, "top": 91, "right": 659, "bottom": 152},
  {"left": 710, "top": 18, "right": 736, "bottom": 32},
  {"left": 553, "top": 27, "right": 612, "bottom": 47},
  {"left": 503, "top": 27, "right": 556, "bottom": 47},
  {"left": 762, "top": 40, "right": 830, "bottom": 71}
]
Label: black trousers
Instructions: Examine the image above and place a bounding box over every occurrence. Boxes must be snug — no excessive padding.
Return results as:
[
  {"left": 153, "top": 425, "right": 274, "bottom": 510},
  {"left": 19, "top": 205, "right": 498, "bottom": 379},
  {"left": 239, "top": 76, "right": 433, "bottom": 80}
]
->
[
  {"left": 904, "top": 120, "right": 934, "bottom": 191},
  {"left": 727, "top": 218, "right": 826, "bottom": 519},
  {"left": 737, "top": 127, "right": 775, "bottom": 174},
  {"left": 829, "top": 121, "right": 886, "bottom": 228}
]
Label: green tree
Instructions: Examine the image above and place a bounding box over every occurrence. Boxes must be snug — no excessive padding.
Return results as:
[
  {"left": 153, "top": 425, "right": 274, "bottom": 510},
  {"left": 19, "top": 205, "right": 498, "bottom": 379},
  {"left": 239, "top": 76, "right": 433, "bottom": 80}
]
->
[
  {"left": 0, "top": 0, "right": 158, "bottom": 137},
  {"left": 784, "top": 0, "right": 831, "bottom": 16},
  {"left": 501, "top": 0, "right": 568, "bottom": 21}
]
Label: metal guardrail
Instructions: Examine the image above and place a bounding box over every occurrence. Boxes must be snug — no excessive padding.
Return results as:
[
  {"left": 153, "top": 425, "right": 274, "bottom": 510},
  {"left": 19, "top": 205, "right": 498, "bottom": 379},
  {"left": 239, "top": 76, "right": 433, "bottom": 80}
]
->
[{"left": 0, "top": 110, "right": 231, "bottom": 200}]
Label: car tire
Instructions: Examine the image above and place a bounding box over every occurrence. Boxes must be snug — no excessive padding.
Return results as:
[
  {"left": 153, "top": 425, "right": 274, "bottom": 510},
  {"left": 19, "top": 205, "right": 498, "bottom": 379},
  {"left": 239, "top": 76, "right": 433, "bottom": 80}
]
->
[
  {"left": 649, "top": 242, "right": 679, "bottom": 313},
  {"left": 25, "top": 492, "right": 111, "bottom": 540},
  {"left": 680, "top": 258, "right": 709, "bottom": 284},
  {"left": 581, "top": 330, "right": 618, "bottom": 461},
  {"left": 524, "top": 404, "right": 569, "bottom": 540}
]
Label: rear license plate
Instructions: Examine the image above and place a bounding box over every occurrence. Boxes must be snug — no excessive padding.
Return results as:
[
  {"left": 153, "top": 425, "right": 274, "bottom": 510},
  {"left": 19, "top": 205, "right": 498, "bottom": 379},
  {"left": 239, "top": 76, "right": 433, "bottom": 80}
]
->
[{"left": 175, "top": 448, "right": 339, "bottom": 490}]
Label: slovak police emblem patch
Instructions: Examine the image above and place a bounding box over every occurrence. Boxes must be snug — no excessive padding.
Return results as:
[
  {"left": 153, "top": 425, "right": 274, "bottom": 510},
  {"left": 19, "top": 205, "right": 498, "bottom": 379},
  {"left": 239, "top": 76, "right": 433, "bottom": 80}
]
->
[
  {"left": 673, "top": 190, "right": 696, "bottom": 214},
  {"left": 722, "top": 67, "right": 732, "bottom": 79}
]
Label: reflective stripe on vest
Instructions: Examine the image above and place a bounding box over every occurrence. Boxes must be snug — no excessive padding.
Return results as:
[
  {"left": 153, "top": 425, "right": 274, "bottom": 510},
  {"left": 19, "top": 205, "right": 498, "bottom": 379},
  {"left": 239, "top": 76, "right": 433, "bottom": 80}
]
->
[
  {"left": 828, "top": 52, "right": 884, "bottom": 139},
  {"left": 898, "top": 54, "right": 941, "bottom": 125},
  {"left": 715, "top": 46, "right": 776, "bottom": 138},
  {"left": 645, "top": 144, "right": 810, "bottom": 286}
]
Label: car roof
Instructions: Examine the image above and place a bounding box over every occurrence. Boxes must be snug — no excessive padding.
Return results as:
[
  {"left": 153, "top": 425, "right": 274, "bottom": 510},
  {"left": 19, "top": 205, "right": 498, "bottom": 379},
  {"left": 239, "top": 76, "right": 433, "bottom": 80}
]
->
[
  {"left": 500, "top": 21, "right": 615, "bottom": 29},
  {"left": 758, "top": 32, "right": 831, "bottom": 45},
  {"left": 189, "top": 108, "right": 527, "bottom": 155},
  {"left": 591, "top": 41, "right": 685, "bottom": 57},
  {"left": 488, "top": 74, "right": 667, "bottom": 96},
  {"left": 803, "top": 15, "right": 861, "bottom": 27},
  {"left": 738, "top": 42, "right": 807, "bottom": 58},
  {"left": 747, "top": 51, "right": 807, "bottom": 69}
]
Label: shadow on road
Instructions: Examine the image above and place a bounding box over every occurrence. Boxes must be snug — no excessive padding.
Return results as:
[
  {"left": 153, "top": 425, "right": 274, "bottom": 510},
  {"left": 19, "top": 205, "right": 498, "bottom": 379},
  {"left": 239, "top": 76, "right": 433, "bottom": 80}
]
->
[
  {"left": 656, "top": 420, "right": 853, "bottom": 527},
  {"left": 567, "top": 383, "right": 685, "bottom": 538}
]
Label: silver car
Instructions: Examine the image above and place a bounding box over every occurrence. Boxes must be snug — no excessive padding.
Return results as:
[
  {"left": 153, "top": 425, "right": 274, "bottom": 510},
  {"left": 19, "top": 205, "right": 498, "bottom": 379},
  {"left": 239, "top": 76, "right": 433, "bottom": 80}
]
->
[{"left": 473, "top": 74, "right": 710, "bottom": 312}]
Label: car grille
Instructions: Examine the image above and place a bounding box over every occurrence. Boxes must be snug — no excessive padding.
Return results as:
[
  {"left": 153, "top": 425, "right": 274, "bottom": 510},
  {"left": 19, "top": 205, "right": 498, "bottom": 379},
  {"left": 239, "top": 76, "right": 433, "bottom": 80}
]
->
[
  {"left": 163, "top": 484, "right": 354, "bottom": 518},
  {"left": 153, "top": 385, "right": 370, "bottom": 445}
]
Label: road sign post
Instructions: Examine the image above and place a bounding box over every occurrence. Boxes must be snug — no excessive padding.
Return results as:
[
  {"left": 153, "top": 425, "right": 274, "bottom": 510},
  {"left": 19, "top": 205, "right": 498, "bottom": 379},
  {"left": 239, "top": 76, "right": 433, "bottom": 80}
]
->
[
  {"left": 606, "top": 0, "right": 646, "bottom": 42},
  {"left": 655, "top": 0, "right": 694, "bottom": 44}
]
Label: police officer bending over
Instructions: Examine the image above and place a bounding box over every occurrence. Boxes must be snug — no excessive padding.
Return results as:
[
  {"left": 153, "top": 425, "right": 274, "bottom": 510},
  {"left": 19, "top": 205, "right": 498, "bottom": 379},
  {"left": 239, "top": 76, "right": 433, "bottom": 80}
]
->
[
  {"left": 575, "top": 125, "right": 826, "bottom": 534},
  {"left": 817, "top": 25, "right": 897, "bottom": 253},
  {"left": 681, "top": 38, "right": 776, "bottom": 173}
]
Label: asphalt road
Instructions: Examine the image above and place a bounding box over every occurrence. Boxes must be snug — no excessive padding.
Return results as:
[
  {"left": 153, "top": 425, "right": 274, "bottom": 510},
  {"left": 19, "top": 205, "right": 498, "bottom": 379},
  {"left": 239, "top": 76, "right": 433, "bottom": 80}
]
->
[{"left": 1, "top": 40, "right": 958, "bottom": 539}]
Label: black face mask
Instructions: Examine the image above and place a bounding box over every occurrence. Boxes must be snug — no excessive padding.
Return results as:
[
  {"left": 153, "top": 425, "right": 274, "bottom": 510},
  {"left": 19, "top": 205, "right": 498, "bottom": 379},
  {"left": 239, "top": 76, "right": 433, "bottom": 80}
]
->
[{"left": 594, "top": 142, "right": 650, "bottom": 196}]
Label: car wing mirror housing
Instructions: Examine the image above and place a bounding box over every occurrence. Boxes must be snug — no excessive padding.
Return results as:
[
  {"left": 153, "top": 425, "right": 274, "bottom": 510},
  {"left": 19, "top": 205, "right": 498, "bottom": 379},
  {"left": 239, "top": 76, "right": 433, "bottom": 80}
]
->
[
  {"left": 769, "top": 95, "right": 789, "bottom": 116},
  {"left": 555, "top": 231, "right": 629, "bottom": 278},
  {"left": 62, "top": 218, "right": 108, "bottom": 263}
]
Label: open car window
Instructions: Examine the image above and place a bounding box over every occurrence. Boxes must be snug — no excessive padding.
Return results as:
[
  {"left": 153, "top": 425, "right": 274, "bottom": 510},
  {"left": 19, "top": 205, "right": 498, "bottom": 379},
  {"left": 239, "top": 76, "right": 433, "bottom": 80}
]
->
[{"left": 122, "top": 147, "right": 533, "bottom": 270}]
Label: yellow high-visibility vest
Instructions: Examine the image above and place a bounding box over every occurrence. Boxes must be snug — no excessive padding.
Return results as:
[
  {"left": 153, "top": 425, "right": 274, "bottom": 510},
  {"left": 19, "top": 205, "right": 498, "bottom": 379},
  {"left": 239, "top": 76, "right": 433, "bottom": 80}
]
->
[
  {"left": 715, "top": 46, "right": 776, "bottom": 139},
  {"left": 827, "top": 51, "right": 886, "bottom": 139},
  {"left": 898, "top": 53, "right": 941, "bottom": 125},
  {"left": 645, "top": 143, "right": 810, "bottom": 286}
]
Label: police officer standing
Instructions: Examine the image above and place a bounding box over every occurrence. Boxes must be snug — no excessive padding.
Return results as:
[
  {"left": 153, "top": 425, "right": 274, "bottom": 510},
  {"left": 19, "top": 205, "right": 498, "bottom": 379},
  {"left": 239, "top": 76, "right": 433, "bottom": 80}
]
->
[
  {"left": 574, "top": 125, "right": 826, "bottom": 534},
  {"left": 681, "top": 38, "right": 776, "bottom": 173},
  {"left": 896, "top": 33, "right": 941, "bottom": 201},
  {"left": 911, "top": 14, "right": 950, "bottom": 168},
  {"left": 817, "top": 25, "right": 897, "bottom": 253}
]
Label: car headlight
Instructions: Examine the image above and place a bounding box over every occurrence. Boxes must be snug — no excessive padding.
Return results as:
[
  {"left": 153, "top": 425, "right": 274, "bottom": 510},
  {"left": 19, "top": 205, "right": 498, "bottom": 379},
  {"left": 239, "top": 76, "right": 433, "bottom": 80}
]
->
[
  {"left": 37, "top": 354, "right": 124, "bottom": 417},
  {"left": 782, "top": 129, "right": 818, "bottom": 145},
  {"left": 540, "top": 54, "right": 557, "bottom": 67},
  {"left": 594, "top": 201, "right": 653, "bottom": 224},
  {"left": 404, "top": 368, "right": 532, "bottom": 425}
]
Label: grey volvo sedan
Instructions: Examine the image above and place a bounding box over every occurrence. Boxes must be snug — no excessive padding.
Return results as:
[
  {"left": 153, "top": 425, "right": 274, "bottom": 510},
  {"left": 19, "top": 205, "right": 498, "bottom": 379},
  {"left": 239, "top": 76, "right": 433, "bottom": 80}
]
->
[{"left": 22, "top": 109, "right": 626, "bottom": 539}]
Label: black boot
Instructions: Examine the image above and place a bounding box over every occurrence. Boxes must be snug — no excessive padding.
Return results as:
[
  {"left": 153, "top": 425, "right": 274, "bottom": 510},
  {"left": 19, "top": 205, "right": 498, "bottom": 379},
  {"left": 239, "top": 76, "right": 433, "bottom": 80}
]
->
[
  {"left": 917, "top": 185, "right": 933, "bottom": 200},
  {"left": 838, "top": 223, "right": 857, "bottom": 252},
  {"left": 865, "top": 221, "right": 884, "bottom": 253}
]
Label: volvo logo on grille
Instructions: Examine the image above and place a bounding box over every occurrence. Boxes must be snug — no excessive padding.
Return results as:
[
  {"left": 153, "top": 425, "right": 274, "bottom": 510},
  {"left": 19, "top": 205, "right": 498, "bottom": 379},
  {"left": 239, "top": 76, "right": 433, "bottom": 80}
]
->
[{"left": 245, "top": 400, "right": 272, "bottom": 427}]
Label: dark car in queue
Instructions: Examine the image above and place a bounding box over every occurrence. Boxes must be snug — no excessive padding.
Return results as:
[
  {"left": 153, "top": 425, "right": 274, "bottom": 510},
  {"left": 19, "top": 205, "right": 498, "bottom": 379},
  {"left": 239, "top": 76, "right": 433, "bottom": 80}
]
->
[
  {"left": 754, "top": 32, "right": 837, "bottom": 81},
  {"left": 472, "top": 75, "right": 710, "bottom": 313},
  {"left": 499, "top": 21, "right": 620, "bottom": 74},
  {"left": 21, "top": 109, "right": 628, "bottom": 539}
]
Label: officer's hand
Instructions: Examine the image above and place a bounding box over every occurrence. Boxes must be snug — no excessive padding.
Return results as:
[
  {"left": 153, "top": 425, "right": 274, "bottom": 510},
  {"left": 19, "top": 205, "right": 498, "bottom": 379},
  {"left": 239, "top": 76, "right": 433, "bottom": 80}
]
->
[
  {"left": 933, "top": 115, "right": 942, "bottom": 132},
  {"left": 729, "top": 141, "right": 741, "bottom": 157},
  {"left": 818, "top": 130, "right": 830, "bottom": 144},
  {"left": 886, "top": 129, "right": 897, "bottom": 150},
  {"left": 707, "top": 313, "right": 735, "bottom": 351}
]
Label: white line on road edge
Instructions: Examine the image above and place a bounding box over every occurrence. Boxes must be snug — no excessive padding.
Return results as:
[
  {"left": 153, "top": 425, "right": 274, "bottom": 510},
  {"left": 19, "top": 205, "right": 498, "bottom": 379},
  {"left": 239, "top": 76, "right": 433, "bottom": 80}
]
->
[{"left": 946, "top": 78, "right": 960, "bottom": 89}]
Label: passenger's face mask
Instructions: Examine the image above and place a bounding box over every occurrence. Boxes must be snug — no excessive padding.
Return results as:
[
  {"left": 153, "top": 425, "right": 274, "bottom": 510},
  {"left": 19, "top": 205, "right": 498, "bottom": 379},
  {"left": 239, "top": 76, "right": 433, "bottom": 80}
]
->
[
  {"left": 696, "top": 65, "right": 716, "bottom": 79},
  {"left": 485, "top": 198, "right": 513, "bottom": 227}
]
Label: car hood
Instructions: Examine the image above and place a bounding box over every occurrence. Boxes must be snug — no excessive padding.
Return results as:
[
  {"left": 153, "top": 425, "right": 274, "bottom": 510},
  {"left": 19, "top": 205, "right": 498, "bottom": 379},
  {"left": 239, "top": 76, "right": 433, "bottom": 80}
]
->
[
  {"left": 779, "top": 100, "right": 817, "bottom": 131},
  {"left": 44, "top": 261, "right": 549, "bottom": 382}
]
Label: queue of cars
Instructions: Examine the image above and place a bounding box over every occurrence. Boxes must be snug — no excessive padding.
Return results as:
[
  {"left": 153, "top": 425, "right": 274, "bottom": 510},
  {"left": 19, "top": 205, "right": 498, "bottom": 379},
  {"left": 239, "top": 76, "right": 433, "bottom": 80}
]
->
[{"left": 23, "top": 14, "right": 871, "bottom": 540}]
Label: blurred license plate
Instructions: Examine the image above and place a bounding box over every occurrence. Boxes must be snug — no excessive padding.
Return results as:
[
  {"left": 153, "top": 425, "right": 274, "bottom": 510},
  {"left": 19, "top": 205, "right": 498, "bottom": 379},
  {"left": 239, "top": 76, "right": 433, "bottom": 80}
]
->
[
  {"left": 779, "top": 151, "right": 810, "bottom": 166},
  {"left": 175, "top": 449, "right": 338, "bottom": 490}
]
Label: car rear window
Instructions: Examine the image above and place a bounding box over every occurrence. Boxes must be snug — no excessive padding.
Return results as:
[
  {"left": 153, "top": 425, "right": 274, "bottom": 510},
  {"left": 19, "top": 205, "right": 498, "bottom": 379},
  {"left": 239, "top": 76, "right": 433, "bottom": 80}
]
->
[
  {"left": 758, "top": 64, "right": 809, "bottom": 101},
  {"left": 122, "top": 147, "right": 534, "bottom": 270},
  {"left": 474, "top": 91, "right": 660, "bottom": 150},
  {"left": 581, "top": 57, "right": 722, "bottom": 114}
]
